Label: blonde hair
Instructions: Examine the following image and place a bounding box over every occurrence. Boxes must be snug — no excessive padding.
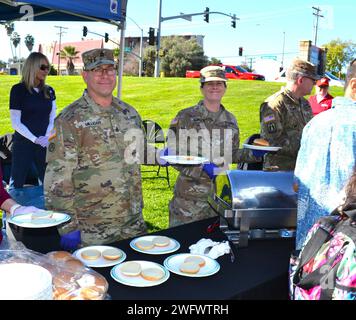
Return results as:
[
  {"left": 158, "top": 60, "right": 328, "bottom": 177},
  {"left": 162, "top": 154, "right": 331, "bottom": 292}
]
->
[{"left": 21, "top": 52, "right": 51, "bottom": 99}]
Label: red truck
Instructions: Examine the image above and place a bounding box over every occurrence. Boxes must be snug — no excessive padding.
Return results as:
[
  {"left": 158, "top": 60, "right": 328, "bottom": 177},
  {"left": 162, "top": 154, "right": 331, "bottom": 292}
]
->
[{"left": 186, "top": 64, "right": 265, "bottom": 81}]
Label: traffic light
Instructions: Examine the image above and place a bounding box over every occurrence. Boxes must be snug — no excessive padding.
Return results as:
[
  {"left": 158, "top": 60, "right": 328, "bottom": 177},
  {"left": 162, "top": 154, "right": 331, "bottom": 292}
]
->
[
  {"left": 142, "top": 61, "right": 146, "bottom": 71},
  {"left": 231, "top": 18, "right": 236, "bottom": 29},
  {"left": 239, "top": 47, "right": 243, "bottom": 56},
  {"left": 148, "top": 27, "right": 155, "bottom": 46},
  {"left": 83, "top": 26, "right": 88, "bottom": 37},
  {"left": 105, "top": 33, "right": 109, "bottom": 43},
  {"left": 204, "top": 7, "right": 209, "bottom": 23}
]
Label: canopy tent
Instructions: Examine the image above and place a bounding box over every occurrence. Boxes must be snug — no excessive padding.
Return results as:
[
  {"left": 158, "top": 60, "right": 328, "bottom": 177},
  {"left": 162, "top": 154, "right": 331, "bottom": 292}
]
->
[
  {"left": 0, "top": 0, "right": 127, "bottom": 98},
  {"left": 0, "top": 0, "right": 122, "bottom": 23}
]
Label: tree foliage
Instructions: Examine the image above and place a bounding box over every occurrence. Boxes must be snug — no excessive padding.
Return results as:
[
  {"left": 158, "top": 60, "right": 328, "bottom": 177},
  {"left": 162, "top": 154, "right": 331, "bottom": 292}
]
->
[
  {"left": 4, "top": 23, "right": 14, "bottom": 36},
  {"left": 10, "top": 32, "right": 20, "bottom": 48},
  {"left": 0, "top": 60, "right": 7, "bottom": 69},
  {"left": 60, "top": 46, "right": 79, "bottom": 75},
  {"left": 143, "top": 46, "right": 156, "bottom": 77},
  {"left": 24, "top": 34, "right": 35, "bottom": 52},
  {"left": 158, "top": 36, "right": 208, "bottom": 77},
  {"left": 323, "top": 38, "right": 356, "bottom": 76},
  {"left": 208, "top": 57, "right": 222, "bottom": 65}
]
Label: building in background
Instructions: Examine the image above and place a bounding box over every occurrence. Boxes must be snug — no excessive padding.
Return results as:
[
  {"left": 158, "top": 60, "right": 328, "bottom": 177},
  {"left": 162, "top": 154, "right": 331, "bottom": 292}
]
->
[
  {"left": 37, "top": 34, "right": 204, "bottom": 76},
  {"left": 39, "top": 39, "right": 104, "bottom": 75}
]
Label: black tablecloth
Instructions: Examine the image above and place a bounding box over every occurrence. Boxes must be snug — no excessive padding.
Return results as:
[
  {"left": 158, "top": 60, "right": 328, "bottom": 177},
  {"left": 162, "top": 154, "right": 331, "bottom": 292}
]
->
[{"left": 9, "top": 217, "right": 294, "bottom": 300}]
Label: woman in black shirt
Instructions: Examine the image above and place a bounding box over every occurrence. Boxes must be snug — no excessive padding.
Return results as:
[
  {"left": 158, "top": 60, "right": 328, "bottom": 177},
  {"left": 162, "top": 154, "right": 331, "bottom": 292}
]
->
[{"left": 9, "top": 52, "right": 56, "bottom": 188}]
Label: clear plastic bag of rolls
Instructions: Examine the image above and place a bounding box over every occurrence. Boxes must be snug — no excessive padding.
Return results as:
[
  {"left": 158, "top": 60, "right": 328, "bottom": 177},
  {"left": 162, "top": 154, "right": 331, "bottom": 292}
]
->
[{"left": 0, "top": 247, "right": 109, "bottom": 300}]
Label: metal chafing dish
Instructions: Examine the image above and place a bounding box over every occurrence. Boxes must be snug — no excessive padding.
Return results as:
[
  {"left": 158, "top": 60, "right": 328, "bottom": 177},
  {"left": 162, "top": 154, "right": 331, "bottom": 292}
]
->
[{"left": 208, "top": 170, "right": 297, "bottom": 247}]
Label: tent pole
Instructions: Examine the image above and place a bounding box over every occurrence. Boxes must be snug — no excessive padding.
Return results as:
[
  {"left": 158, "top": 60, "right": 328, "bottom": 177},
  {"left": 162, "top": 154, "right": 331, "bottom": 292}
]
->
[{"left": 117, "top": 20, "right": 126, "bottom": 99}]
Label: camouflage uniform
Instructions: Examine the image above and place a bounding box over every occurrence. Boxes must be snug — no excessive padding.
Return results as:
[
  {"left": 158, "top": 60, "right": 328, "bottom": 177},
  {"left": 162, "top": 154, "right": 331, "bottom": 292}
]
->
[
  {"left": 167, "top": 100, "right": 257, "bottom": 227},
  {"left": 44, "top": 90, "right": 147, "bottom": 246},
  {"left": 260, "top": 88, "right": 313, "bottom": 170},
  {"left": 259, "top": 59, "right": 319, "bottom": 171}
]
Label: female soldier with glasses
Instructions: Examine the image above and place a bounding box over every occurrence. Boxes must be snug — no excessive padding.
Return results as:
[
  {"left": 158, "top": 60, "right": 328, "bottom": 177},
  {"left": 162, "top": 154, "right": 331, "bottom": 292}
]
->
[{"left": 9, "top": 52, "right": 56, "bottom": 188}]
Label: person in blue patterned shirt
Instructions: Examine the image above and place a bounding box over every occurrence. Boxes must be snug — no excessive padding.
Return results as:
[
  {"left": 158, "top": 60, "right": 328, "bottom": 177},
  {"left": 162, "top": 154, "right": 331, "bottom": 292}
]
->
[{"left": 294, "top": 59, "right": 356, "bottom": 249}]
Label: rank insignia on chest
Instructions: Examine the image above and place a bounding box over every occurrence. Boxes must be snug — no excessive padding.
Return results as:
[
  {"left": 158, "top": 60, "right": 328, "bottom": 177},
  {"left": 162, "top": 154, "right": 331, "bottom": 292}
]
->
[{"left": 267, "top": 122, "right": 277, "bottom": 133}]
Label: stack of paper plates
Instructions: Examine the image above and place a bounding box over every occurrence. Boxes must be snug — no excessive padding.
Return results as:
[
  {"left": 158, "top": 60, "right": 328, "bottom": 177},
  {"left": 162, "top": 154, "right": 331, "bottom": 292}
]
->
[{"left": 0, "top": 263, "right": 53, "bottom": 300}]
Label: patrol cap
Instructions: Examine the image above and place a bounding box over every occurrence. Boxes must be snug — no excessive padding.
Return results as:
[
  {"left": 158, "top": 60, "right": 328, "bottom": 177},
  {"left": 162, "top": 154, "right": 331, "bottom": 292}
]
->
[
  {"left": 200, "top": 65, "right": 227, "bottom": 83},
  {"left": 316, "top": 77, "right": 329, "bottom": 87},
  {"left": 82, "top": 48, "right": 115, "bottom": 71},
  {"left": 287, "top": 59, "right": 320, "bottom": 80}
]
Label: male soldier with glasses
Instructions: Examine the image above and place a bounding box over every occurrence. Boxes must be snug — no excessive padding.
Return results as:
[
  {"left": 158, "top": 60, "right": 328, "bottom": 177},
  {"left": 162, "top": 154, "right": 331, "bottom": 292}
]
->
[
  {"left": 44, "top": 49, "right": 148, "bottom": 249},
  {"left": 259, "top": 59, "right": 320, "bottom": 171}
]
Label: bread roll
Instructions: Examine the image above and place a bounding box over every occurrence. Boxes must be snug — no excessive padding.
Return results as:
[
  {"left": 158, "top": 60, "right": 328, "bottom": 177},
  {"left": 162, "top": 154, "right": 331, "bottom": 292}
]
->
[
  {"left": 184, "top": 255, "right": 206, "bottom": 267},
  {"left": 53, "top": 287, "right": 72, "bottom": 300},
  {"left": 47, "top": 251, "right": 73, "bottom": 263},
  {"left": 102, "top": 248, "right": 122, "bottom": 260},
  {"left": 80, "top": 287, "right": 103, "bottom": 300},
  {"left": 80, "top": 249, "right": 101, "bottom": 260},
  {"left": 152, "top": 236, "right": 170, "bottom": 247},
  {"left": 119, "top": 261, "right": 142, "bottom": 276},
  {"left": 253, "top": 138, "right": 270, "bottom": 147},
  {"left": 53, "top": 270, "right": 76, "bottom": 288},
  {"left": 135, "top": 240, "right": 154, "bottom": 251},
  {"left": 31, "top": 211, "right": 53, "bottom": 220},
  {"left": 64, "top": 258, "right": 85, "bottom": 272},
  {"left": 141, "top": 268, "right": 164, "bottom": 281},
  {"left": 179, "top": 262, "right": 200, "bottom": 274}
]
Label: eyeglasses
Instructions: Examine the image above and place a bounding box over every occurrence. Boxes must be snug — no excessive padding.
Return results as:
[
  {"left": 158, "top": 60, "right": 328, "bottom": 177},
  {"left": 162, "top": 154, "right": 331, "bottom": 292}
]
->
[
  {"left": 304, "top": 76, "right": 316, "bottom": 84},
  {"left": 91, "top": 66, "right": 117, "bottom": 76},
  {"left": 39, "top": 64, "right": 50, "bottom": 71}
]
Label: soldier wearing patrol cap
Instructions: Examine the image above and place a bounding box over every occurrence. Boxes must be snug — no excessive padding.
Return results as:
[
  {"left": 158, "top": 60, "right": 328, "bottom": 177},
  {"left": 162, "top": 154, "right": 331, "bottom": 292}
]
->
[
  {"left": 166, "top": 65, "right": 261, "bottom": 227},
  {"left": 44, "top": 48, "right": 148, "bottom": 248},
  {"left": 259, "top": 58, "right": 320, "bottom": 171}
]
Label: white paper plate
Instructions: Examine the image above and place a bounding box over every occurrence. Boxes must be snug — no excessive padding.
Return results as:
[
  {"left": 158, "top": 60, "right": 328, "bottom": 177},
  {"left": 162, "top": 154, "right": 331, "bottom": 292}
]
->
[
  {"left": 111, "top": 260, "right": 170, "bottom": 287},
  {"left": 7, "top": 211, "right": 71, "bottom": 228},
  {"left": 160, "top": 155, "right": 209, "bottom": 165},
  {"left": 0, "top": 263, "right": 53, "bottom": 300},
  {"left": 130, "top": 235, "right": 180, "bottom": 255},
  {"left": 243, "top": 143, "right": 282, "bottom": 152},
  {"left": 73, "top": 245, "right": 126, "bottom": 268},
  {"left": 163, "top": 253, "right": 220, "bottom": 278}
]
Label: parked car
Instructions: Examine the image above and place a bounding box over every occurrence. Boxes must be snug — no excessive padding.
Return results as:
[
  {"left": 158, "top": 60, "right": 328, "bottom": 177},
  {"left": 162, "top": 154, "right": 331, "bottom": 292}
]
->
[
  {"left": 274, "top": 69, "right": 345, "bottom": 87},
  {"left": 185, "top": 64, "right": 265, "bottom": 81}
]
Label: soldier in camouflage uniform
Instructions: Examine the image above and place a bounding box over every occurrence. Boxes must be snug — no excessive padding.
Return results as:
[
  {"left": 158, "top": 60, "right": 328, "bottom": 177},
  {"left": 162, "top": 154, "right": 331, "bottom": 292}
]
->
[
  {"left": 260, "top": 59, "right": 320, "bottom": 171},
  {"left": 44, "top": 49, "right": 147, "bottom": 246},
  {"left": 167, "top": 66, "right": 260, "bottom": 227}
]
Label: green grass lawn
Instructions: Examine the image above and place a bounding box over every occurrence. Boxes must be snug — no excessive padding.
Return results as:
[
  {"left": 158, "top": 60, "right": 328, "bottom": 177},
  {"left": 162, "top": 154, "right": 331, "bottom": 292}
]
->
[{"left": 0, "top": 75, "right": 344, "bottom": 231}]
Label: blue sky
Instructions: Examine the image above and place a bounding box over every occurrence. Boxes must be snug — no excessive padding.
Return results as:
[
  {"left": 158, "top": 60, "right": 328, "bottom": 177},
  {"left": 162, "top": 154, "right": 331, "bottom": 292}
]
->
[{"left": 1, "top": 0, "right": 355, "bottom": 68}]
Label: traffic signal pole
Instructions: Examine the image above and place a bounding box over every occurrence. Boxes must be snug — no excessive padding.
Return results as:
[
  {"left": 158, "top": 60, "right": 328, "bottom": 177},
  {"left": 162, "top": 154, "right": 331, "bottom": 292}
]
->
[
  {"left": 154, "top": 0, "right": 238, "bottom": 77},
  {"left": 154, "top": 0, "right": 162, "bottom": 78}
]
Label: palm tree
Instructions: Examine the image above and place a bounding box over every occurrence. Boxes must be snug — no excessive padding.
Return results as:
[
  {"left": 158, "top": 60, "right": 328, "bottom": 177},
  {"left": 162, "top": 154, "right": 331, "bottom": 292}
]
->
[
  {"left": 10, "top": 32, "right": 21, "bottom": 60},
  {"left": 5, "top": 23, "right": 14, "bottom": 36},
  {"left": 60, "top": 45, "right": 79, "bottom": 75},
  {"left": 10, "top": 32, "right": 20, "bottom": 48},
  {"left": 5, "top": 23, "right": 15, "bottom": 59},
  {"left": 24, "top": 34, "right": 35, "bottom": 52}
]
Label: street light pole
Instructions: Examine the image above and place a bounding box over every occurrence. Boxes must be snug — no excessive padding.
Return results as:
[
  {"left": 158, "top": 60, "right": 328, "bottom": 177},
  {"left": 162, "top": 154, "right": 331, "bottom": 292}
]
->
[
  {"left": 55, "top": 25, "right": 68, "bottom": 76},
  {"left": 281, "top": 31, "right": 285, "bottom": 70},
  {"left": 154, "top": 0, "right": 162, "bottom": 78},
  {"left": 127, "top": 16, "right": 144, "bottom": 77}
]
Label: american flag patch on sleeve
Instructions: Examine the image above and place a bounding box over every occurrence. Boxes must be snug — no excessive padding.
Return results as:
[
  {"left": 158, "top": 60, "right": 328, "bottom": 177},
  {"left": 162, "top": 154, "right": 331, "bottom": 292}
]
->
[{"left": 263, "top": 115, "right": 275, "bottom": 123}]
